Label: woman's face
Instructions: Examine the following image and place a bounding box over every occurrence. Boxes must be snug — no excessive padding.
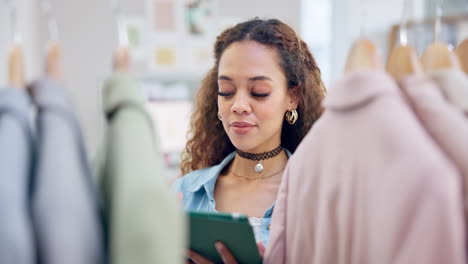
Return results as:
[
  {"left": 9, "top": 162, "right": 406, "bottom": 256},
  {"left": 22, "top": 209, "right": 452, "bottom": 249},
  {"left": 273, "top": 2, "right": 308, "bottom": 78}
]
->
[{"left": 217, "top": 40, "right": 298, "bottom": 153}]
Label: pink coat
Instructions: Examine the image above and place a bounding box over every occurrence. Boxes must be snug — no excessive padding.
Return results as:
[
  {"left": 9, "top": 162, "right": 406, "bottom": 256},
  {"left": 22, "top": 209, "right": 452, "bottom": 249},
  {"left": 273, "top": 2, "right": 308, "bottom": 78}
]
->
[
  {"left": 429, "top": 69, "right": 468, "bottom": 115},
  {"left": 265, "top": 71, "right": 465, "bottom": 264},
  {"left": 400, "top": 74, "right": 468, "bottom": 220}
]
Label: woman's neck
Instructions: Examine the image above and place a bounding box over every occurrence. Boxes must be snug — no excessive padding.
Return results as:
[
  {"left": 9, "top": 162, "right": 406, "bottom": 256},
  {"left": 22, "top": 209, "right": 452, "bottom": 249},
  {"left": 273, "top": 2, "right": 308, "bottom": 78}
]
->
[{"left": 228, "top": 149, "right": 288, "bottom": 181}]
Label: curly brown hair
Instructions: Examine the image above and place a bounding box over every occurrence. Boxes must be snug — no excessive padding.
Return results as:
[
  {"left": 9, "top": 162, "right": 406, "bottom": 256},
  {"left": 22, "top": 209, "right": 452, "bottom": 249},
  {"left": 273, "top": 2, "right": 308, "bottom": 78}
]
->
[{"left": 180, "top": 18, "right": 326, "bottom": 175}]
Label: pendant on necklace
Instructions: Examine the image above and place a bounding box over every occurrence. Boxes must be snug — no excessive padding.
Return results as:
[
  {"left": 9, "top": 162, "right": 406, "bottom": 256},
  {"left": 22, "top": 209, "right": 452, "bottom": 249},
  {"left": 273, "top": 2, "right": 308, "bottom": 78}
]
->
[{"left": 255, "top": 160, "right": 264, "bottom": 173}]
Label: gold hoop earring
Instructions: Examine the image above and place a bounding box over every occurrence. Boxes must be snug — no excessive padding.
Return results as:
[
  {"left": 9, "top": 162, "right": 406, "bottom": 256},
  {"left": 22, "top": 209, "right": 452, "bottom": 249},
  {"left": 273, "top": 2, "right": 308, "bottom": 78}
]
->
[{"left": 285, "top": 109, "right": 298, "bottom": 125}]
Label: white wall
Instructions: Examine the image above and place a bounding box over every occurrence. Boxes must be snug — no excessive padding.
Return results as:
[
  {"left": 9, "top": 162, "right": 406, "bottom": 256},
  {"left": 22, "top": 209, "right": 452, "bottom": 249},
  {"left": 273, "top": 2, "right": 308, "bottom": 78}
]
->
[
  {"left": 0, "top": 5, "right": 9, "bottom": 85},
  {"left": 301, "top": 0, "right": 332, "bottom": 85},
  {"left": 33, "top": 0, "right": 117, "bottom": 156},
  {"left": 329, "top": 0, "right": 426, "bottom": 81},
  {"left": 29, "top": 0, "right": 302, "bottom": 156},
  {"left": 218, "top": 0, "right": 300, "bottom": 31},
  {"left": 0, "top": 0, "right": 40, "bottom": 86}
]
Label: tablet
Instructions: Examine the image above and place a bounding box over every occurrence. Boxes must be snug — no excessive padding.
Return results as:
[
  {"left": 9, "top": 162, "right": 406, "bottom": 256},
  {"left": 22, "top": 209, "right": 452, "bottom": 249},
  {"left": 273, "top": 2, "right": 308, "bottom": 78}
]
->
[{"left": 189, "top": 211, "right": 263, "bottom": 264}]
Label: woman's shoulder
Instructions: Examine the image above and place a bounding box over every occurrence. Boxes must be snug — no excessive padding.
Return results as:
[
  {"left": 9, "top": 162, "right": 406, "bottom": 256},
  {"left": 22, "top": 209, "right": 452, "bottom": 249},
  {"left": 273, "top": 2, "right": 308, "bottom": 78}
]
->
[
  {"left": 172, "top": 166, "right": 218, "bottom": 193},
  {"left": 173, "top": 152, "right": 237, "bottom": 193}
]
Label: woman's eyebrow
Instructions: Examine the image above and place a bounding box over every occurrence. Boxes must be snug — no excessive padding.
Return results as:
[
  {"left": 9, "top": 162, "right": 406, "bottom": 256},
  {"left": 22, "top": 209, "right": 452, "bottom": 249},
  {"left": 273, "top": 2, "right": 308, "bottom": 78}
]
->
[
  {"left": 217, "top": 75, "right": 273, "bottom": 82},
  {"left": 248, "top": 76, "right": 273, "bottom": 82},
  {"left": 218, "top": 75, "right": 233, "bottom": 81}
]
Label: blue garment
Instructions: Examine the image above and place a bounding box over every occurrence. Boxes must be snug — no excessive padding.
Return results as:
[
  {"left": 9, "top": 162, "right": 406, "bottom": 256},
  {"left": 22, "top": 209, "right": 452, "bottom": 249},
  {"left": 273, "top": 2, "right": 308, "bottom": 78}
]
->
[
  {"left": 29, "top": 78, "right": 104, "bottom": 264},
  {"left": 0, "top": 87, "right": 36, "bottom": 264},
  {"left": 174, "top": 150, "right": 291, "bottom": 246}
]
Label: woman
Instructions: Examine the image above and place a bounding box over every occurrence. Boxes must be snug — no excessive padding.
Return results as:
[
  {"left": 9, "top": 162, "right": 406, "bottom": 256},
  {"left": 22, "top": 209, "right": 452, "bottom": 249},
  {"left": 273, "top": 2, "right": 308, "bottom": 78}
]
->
[{"left": 175, "top": 18, "right": 325, "bottom": 263}]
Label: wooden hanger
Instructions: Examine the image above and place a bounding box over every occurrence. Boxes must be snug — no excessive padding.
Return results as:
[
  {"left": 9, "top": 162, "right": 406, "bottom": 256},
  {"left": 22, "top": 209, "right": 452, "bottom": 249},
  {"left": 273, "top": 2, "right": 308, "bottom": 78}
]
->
[
  {"left": 420, "top": 0, "right": 460, "bottom": 72},
  {"left": 40, "top": 0, "right": 63, "bottom": 81},
  {"left": 386, "top": 44, "right": 422, "bottom": 80},
  {"left": 455, "top": 38, "right": 468, "bottom": 74},
  {"left": 343, "top": 0, "right": 383, "bottom": 74},
  {"left": 344, "top": 38, "right": 383, "bottom": 73},
  {"left": 421, "top": 41, "right": 460, "bottom": 72},
  {"left": 112, "top": 46, "right": 131, "bottom": 72},
  {"left": 46, "top": 41, "right": 63, "bottom": 81},
  {"left": 386, "top": 0, "right": 423, "bottom": 80},
  {"left": 110, "top": 0, "right": 131, "bottom": 73},
  {"left": 8, "top": 44, "right": 25, "bottom": 88}
]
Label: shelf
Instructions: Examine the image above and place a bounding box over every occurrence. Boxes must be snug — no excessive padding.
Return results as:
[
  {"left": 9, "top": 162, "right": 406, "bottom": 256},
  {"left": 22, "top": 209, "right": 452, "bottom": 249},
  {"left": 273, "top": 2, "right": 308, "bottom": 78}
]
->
[{"left": 136, "top": 67, "right": 209, "bottom": 83}]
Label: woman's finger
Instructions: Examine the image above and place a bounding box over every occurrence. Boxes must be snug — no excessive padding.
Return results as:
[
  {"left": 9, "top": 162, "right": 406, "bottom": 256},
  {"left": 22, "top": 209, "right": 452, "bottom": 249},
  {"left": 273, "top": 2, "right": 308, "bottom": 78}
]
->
[
  {"left": 188, "top": 250, "right": 214, "bottom": 264},
  {"left": 215, "top": 242, "right": 238, "bottom": 264},
  {"left": 257, "top": 242, "right": 266, "bottom": 257}
]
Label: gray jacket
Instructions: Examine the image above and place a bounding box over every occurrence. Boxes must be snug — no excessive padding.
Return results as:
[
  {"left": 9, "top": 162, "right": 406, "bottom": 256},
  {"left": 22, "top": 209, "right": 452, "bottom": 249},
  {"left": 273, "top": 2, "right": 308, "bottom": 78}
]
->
[
  {"left": 30, "top": 78, "right": 104, "bottom": 264},
  {"left": 0, "top": 87, "right": 36, "bottom": 264}
]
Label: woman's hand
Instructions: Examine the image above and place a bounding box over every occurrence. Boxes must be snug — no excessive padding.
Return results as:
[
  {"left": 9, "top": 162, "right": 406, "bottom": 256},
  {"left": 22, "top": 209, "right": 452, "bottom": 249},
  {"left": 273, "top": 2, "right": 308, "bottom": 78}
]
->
[
  {"left": 188, "top": 242, "right": 237, "bottom": 264},
  {"left": 187, "top": 241, "right": 265, "bottom": 264},
  {"left": 257, "top": 242, "right": 265, "bottom": 257},
  {"left": 187, "top": 249, "right": 214, "bottom": 264}
]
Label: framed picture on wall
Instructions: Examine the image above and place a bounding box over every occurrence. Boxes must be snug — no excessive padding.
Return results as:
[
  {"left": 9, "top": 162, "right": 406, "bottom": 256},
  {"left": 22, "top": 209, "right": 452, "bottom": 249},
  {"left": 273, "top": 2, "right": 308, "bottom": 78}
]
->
[
  {"left": 184, "top": 0, "right": 217, "bottom": 37},
  {"left": 146, "top": 0, "right": 186, "bottom": 37},
  {"left": 180, "top": 37, "right": 213, "bottom": 71},
  {"left": 149, "top": 39, "right": 181, "bottom": 72},
  {"left": 120, "top": 17, "right": 146, "bottom": 61},
  {"left": 146, "top": 0, "right": 184, "bottom": 70},
  {"left": 145, "top": 0, "right": 222, "bottom": 74}
]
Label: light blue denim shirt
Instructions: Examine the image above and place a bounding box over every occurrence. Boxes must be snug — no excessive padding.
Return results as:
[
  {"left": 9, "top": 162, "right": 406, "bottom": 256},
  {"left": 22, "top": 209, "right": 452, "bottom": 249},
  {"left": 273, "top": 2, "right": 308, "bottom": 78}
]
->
[{"left": 174, "top": 150, "right": 291, "bottom": 246}]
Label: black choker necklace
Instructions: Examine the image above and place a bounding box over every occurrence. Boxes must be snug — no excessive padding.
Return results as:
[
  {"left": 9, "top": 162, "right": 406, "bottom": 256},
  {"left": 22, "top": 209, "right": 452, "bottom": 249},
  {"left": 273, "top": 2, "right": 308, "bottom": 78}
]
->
[{"left": 236, "top": 145, "right": 283, "bottom": 173}]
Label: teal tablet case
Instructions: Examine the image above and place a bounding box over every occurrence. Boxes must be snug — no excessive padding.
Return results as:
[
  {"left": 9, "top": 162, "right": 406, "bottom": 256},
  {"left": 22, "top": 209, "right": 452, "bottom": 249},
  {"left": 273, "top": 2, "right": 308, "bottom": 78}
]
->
[{"left": 189, "top": 211, "right": 263, "bottom": 264}]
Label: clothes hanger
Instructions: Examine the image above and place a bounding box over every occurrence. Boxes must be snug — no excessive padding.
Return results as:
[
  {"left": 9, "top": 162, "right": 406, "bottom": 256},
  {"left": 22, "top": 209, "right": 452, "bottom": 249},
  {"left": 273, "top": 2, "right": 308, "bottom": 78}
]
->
[
  {"left": 41, "top": 0, "right": 63, "bottom": 81},
  {"left": 421, "top": 42, "right": 460, "bottom": 71},
  {"left": 420, "top": 0, "right": 460, "bottom": 72},
  {"left": 386, "top": 0, "right": 422, "bottom": 80},
  {"left": 344, "top": 39, "right": 382, "bottom": 73},
  {"left": 46, "top": 42, "right": 62, "bottom": 80},
  {"left": 110, "top": 0, "right": 131, "bottom": 72},
  {"left": 113, "top": 46, "right": 131, "bottom": 72},
  {"left": 6, "top": 0, "right": 25, "bottom": 88},
  {"left": 344, "top": 0, "right": 382, "bottom": 73},
  {"left": 454, "top": 2, "right": 468, "bottom": 74},
  {"left": 8, "top": 44, "right": 25, "bottom": 88},
  {"left": 455, "top": 38, "right": 468, "bottom": 73}
]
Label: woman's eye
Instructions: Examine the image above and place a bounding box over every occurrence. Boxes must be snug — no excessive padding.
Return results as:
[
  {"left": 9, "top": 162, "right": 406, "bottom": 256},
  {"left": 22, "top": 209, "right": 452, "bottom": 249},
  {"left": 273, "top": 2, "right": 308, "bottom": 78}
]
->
[
  {"left": 218, "top": 91, "right": 233, "bottom": 97},
  {"left": 251, "top": 92, "right": 270, "bottom": 98}
]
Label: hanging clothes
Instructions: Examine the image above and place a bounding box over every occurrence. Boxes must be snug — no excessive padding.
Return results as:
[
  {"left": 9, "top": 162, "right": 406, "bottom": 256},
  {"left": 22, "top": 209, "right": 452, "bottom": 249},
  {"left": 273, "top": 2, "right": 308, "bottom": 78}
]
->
[
  {"left": 429, "top": 69, "right": 468, "bottom": 116},
  {"left": 29, "top": 78, "right": 104, "bottom": 264},
  {"left": 0, "top": 88, "right": 36, "bottom": 264},
  {"left": 96, "top": 73, "right": 186, "bottom": 264},
  {"left": 399, "top": 74, "right": 468, "bottom": 220},
  {"left": 265, "top": 70, "right": 466, "bottom": 264}
]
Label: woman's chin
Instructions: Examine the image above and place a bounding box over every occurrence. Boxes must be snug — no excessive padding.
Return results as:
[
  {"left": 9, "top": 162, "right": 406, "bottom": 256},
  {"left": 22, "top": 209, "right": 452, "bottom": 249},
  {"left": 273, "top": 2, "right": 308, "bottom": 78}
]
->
[{"left": 229, "top": 140, "right": 258, "bottom": 153}]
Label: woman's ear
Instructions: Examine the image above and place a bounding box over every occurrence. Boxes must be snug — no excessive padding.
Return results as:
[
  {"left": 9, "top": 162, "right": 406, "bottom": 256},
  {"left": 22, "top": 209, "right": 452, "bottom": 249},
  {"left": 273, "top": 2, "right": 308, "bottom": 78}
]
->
[{"left": 288, "top": 86, "right": 300, "bottom": 109}]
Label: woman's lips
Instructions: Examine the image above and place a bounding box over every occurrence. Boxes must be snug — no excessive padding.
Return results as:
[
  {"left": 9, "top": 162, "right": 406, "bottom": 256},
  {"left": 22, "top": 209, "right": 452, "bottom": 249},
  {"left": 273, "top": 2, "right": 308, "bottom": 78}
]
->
[{"left": 230, "top": 121, "right": 255, "bottom": 135}]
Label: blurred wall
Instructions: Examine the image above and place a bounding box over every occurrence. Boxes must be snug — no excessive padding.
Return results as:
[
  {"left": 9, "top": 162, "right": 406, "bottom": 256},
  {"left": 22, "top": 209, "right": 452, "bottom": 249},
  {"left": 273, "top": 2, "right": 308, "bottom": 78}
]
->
[
  {"left": 1, "top": 0, "right": 436, "bottom": 157},
  {"left": 330, "top": 0, "right": 426, "bottom": 80},
  {"left": 32, "top": 0, "right": 301, "bottom": 156}
]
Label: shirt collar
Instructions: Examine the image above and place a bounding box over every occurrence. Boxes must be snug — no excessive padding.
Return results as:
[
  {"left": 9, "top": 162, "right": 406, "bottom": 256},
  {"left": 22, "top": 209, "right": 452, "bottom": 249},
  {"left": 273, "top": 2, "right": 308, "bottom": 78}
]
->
[
  {"left": 29, "top": 77, "right": 74, "bottom": 110},
  {"left": 102, "top": 73, "right": 145, "bottom": 114},
  {"left": 323, "top": 70, "right": 399, "bottom": 111},
  {"left": 186, "top": 151, "right": 236, "bottom": 194},
  {"left": 188, "top": 149, "right": 292, "bottom": 202}
]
